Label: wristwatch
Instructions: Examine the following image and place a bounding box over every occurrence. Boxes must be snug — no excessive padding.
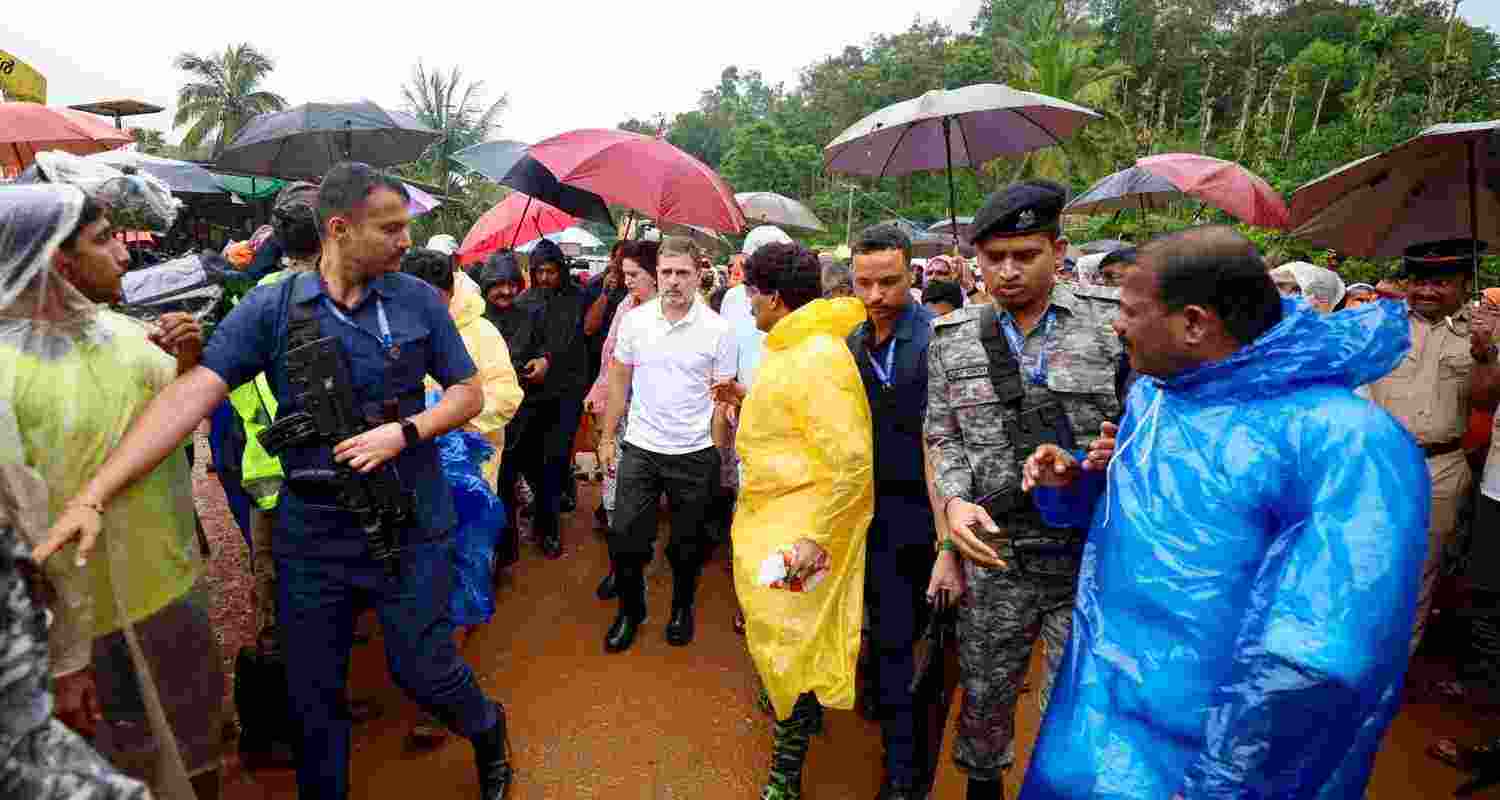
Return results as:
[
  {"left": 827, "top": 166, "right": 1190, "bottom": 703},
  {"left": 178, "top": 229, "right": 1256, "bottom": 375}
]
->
[{"left": 400, "top": 418, "right": 421, "bottom": 448}]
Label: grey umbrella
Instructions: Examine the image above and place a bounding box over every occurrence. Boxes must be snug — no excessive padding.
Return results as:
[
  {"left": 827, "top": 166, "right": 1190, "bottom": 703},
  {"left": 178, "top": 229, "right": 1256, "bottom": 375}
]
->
[
  {"left": 734, "top": 191, "right": 826, "bottom": 231},
  {"left": 215, "top": 99, "right": 440, "bottom": 179},
  {"left": 825, "top": 83, "right": 1099, "bottom": 250},
  {"left": 1289, "top": 121, "right": 1500, "bottom": 289},
  {"left": 87, "top": 150, "right": 225, "bottom": 195},
  {"left": 1064, "top": 166, "right": 1182, "bottom": 214}
]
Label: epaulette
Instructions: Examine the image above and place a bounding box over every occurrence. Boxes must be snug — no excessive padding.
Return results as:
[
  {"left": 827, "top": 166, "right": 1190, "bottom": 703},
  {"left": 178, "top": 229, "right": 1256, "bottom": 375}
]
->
[{"left": 933, "top": 304, "right": 984, "bottom": 329}]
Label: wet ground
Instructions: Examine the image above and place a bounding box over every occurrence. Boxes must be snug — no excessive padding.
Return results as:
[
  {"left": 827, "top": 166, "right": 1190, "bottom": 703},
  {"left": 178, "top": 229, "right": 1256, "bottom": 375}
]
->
[{"left": 193, "top": 447, "right": 1498, "bottom": 798}]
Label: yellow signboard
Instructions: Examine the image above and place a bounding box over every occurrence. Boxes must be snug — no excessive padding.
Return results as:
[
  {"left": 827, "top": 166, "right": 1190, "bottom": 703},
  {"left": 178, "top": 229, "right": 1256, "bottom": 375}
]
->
[{"left": 0, "top": 50, "right": 47, "bottom": 104}]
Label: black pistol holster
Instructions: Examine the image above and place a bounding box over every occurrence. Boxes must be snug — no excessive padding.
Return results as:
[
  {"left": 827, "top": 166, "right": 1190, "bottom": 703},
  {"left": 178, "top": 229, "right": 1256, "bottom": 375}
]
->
[
  {"left": 975, "top": 305, "right": 1083, "bottom": 578},
  {"left": 257, "top": 274, "right": 417, "bottom": 577}
]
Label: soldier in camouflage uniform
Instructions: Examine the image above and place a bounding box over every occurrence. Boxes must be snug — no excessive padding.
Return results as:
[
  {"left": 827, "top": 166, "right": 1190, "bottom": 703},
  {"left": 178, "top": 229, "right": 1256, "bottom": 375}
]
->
[{"left": 925, "top": 181, "right": 1121, "bottom": 799}]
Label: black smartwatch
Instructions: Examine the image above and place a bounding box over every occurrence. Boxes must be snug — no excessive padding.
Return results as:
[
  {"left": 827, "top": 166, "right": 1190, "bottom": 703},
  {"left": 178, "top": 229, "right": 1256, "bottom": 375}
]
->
[{"left": 400, "top": 418, "right": 421, "bottom": 448}]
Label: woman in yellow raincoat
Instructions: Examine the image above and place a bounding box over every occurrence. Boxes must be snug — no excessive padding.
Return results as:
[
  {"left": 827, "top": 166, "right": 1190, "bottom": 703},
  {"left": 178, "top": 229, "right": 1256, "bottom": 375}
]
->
[{"left": 726, "top": 242, "right": 874, "bottom": 800}]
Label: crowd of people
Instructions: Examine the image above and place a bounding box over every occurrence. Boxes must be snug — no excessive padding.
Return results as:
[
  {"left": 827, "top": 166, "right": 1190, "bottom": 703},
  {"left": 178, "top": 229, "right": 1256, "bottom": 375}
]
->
[{"left": 1, "top": 153, "right": 1499, "bottom": 800}]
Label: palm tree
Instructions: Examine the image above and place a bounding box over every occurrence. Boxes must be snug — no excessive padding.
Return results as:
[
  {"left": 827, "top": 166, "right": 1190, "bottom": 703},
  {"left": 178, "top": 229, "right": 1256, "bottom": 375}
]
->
[
  {"left": 130, "top": 128, "right": 168, "bottom": 156},
  {"left": 991, "top": 0, "right": 1133, "bottom": 183},
  {"left": 400, "top": 62, "right": 509, "bottom": 197},
  {"left": 172, "top": 44, "right": 288, "bottom": 157}
]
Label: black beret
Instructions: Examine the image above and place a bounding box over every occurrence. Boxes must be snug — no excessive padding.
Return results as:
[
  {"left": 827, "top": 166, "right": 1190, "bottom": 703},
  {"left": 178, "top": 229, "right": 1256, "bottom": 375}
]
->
[
  {"left": 1401, "top": 238, "right": 1486, "bottom": 277},
  {"left": 1100, "top": 246, "right": 1137, "bottom": 268},
  {"left": 530, "top": 238, "right": 566, "bottom": 268},
  {"left": 969, "top": 180, "right": 1068, "bottom": 245}
]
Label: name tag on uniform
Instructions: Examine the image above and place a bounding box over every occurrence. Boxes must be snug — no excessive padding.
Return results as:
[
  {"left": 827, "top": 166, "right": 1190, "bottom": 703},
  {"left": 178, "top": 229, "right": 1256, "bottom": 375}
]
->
[{"left": 946, "top": 365, "right": 989, "bottom": 381}]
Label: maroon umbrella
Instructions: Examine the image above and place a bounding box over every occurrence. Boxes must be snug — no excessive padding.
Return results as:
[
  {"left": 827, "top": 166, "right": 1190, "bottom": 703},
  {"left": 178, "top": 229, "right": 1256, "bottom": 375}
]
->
[
  {"left": 1135, "top": 153, "right": 1290, "bottom": 229},
  {"left": 526, "top": 129, "right": 746, "bottom": 234},
  {"left": 457, "top": 193, "right": 577, "bottom": 267}
]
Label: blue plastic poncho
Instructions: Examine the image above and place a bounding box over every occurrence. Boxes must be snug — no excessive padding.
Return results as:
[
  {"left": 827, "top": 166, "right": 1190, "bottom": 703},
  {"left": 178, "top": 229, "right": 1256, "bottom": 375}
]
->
[
  {"left": 1020, "top": 298, "right": 1430, "bottom": 800},
  {"left": 430, "top": 414, "right": 507, "bottom": 627}
]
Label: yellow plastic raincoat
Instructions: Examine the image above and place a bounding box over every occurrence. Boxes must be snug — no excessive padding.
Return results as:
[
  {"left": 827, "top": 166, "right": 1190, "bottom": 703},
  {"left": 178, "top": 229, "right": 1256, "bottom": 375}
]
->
[
  {"left": 7, "top": 311, "right": 202, "bottom": 661},
  {"left": 732, "top": 297, "right": 874, "bottom": 720},
  {"left": 425, "top": 271, "right": 523, "bottom": 489}
]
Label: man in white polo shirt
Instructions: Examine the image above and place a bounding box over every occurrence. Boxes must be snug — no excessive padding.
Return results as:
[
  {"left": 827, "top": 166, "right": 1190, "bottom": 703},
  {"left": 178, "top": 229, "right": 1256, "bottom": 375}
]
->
[{"left": 598, "top": 235, "right": 738, "bottom": 653}]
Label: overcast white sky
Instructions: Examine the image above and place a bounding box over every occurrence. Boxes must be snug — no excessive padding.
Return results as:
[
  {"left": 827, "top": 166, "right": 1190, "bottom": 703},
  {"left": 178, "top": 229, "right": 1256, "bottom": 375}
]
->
[
  {"left": 0, "top": 1, "right": 985, "bottom": 145},
  {"left": 2, "top": 1, "right": 1494, "bottom": 147}
]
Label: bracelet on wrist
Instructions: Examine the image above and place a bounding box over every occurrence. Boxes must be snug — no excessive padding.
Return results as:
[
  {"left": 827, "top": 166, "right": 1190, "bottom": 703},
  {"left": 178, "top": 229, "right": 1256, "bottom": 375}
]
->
[{"left": 939, "top": 539, "right": 958, "bottom": 554}]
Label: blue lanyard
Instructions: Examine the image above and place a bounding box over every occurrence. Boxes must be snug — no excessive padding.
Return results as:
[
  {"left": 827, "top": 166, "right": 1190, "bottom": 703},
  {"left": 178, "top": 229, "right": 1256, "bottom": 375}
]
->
[
  {"left": 998, "top": 307, "right": 1056, "bottom": 386},
  {"left": 867, "top": 336, "right": 897, "bottom": 388},
  {"left": 321, "top": 294, "right": 397, "bottom": 357}
]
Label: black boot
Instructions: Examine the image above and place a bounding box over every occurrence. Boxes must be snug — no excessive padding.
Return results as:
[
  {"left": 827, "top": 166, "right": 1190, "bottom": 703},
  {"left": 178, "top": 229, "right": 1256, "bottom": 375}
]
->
[
  {"left": 666, "top": 557, "right": 701, "bottom": 646},
  {"left": 666, "top": 605, "right": 696, "bottom": 646},
  {"left": 875, "top": 779, "right": 924, "bottom": 800},
  {"left": 605, "top": 566, "right": 646, "bottom": 653},
  {"left": 471, "top": 703, "right": 513, "bottom": 800},
  {"left": 966, "top": 777, "right": 1004, "bottom": 800},
  {"left": 596, "top": 571, "right": 617, "bottom": 601}
]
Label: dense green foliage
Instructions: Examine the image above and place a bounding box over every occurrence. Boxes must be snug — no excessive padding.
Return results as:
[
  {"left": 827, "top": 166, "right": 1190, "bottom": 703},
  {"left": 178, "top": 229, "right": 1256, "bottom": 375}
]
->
[{"left": 614, "top": 0, "right": 1499, "bottom": 280}]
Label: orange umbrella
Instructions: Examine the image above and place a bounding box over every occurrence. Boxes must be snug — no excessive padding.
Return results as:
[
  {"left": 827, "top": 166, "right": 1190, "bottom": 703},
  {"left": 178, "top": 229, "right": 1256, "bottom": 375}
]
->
[{"left": 0, "top": 102, "right": 132, "bottom": 174}]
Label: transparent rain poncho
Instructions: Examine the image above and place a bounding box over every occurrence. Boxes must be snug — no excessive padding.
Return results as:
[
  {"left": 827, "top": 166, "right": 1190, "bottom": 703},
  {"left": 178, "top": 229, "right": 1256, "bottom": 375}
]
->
[{"left": 0, "top": 183, "right": 214, "bottom": 800}]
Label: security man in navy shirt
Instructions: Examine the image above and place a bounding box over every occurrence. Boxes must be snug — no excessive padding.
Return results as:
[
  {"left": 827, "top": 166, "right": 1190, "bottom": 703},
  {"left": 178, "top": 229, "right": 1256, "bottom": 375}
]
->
[
  {"left": 39, "top": 162, "right": 514, "bottom": 800},
  {"left": 847, "top": 223, "right": 958, "bottom": 799}
]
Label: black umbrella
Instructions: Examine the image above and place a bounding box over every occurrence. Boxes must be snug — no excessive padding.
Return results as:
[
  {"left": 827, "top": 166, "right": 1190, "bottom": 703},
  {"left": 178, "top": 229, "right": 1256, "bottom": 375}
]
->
[
  {"left": 215, "top": 99, "right": 440, "bottom": 179},
  {"left": 450, "top": 140, "right": 613, "bottom": 227}
]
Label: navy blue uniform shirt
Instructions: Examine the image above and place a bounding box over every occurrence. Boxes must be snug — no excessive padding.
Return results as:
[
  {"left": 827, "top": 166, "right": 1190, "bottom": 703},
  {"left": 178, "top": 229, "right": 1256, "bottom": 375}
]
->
[
  {"left": 848, "top": 301, "right": 935, "bottom": 499},
  {"left": 202, "top": 270, "right": 477, "bottom": 557}
]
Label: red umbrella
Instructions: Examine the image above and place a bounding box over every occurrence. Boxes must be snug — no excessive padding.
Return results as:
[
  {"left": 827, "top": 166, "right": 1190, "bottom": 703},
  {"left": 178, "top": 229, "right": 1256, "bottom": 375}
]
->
[
  {"left": 457, "top": 193, "right": 577, "bottom": 266},
  {"left": 1135, "top": 153, "right": 1290, "bottom": 229},
  {"left": 0, "top": 103, "right": 133, "bottom": 174},
  {"left": 526, "top": 129, "right": 746, "bottom": 233}
]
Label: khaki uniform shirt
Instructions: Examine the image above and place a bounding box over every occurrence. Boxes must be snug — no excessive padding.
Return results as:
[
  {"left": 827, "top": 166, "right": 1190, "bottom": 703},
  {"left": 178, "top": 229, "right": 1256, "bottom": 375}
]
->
[
  {"left": 1368, "top": 310, "right": 1473, "bottom": 446},
  {"left": 926, "top": 284, "right": 1122, "bottom": 507}
]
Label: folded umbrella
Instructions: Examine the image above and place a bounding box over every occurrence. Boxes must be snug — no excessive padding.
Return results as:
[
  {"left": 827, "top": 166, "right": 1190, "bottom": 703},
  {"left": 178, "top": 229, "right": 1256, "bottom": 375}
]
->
[
  {"left": 527, "top": 129, "right": 745, "bottom": 233},
  {"left": 457, "top": 193, "right": 577, "bottom": 266},
  {"left": 216, "top": 99, "right": 439, "bottom": 179}
]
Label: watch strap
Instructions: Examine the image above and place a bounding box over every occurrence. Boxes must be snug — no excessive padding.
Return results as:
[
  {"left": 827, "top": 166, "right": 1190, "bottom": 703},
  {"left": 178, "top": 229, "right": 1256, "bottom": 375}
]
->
[{"left": 400, "top": 418, "right": 421, "bottom": 447}]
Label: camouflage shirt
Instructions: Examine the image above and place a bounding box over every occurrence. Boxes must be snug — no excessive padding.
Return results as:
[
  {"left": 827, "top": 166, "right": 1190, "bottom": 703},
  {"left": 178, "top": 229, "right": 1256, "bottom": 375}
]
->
[{"left": 926, "top": 283, "right": 1123, "bottom": 509}]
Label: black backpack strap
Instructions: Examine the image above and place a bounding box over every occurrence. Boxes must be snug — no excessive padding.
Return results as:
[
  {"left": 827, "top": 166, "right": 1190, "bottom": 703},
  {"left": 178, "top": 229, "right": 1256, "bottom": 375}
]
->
[
  {"left": 276, "top": 272, "right": 322, "bottom": 357},
  {"left": 977, "top": 304, "right": 1024, "bottom": 406}
]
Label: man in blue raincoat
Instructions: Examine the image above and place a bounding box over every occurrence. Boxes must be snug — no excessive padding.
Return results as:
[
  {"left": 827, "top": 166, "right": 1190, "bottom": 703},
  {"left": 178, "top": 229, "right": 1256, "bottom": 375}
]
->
[{"left": 1018, "top": 226, "right": 1430, "bottom": 800}]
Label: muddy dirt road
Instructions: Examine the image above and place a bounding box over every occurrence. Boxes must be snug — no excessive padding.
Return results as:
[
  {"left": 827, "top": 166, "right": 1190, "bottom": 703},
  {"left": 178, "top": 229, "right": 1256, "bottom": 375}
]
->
[{"left": 194, "top": 457, "right": 1492, "bottom": 799}]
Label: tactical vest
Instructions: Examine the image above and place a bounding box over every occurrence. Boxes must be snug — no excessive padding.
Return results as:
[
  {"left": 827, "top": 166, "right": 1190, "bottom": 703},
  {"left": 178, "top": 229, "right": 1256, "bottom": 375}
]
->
[{"left": 976, "top": 304, "right": 1084, "bottom": 578}]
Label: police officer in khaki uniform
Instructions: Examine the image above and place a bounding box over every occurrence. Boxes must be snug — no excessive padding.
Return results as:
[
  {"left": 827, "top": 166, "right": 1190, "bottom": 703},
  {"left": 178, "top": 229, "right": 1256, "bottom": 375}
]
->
[
  {"left": 925, "top": 181, "right": 1122, "bottom": 800},
  {"left": 1366, "top": 238, "right": 1500, "bottom": 654}
]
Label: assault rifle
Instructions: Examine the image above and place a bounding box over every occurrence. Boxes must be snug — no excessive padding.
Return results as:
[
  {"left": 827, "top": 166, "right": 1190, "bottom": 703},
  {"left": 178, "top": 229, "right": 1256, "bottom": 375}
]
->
[{"left": 257, "top": 335, "right": 415, "bottom": 576}]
